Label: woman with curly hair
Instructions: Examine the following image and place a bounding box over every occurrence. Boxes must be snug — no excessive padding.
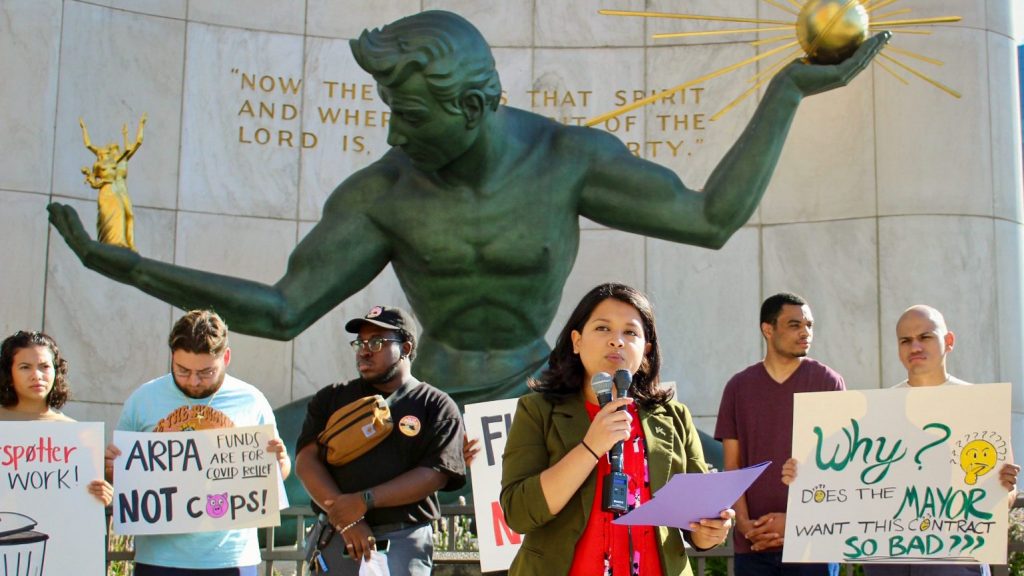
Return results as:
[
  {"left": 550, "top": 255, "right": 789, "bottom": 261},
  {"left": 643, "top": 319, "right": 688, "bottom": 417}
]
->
[
  {"left": 0, "top": 330, "right": 112, "bottom": 505},
  {"left": 500, "top": 283, "right": 733, "bottom": 576}
]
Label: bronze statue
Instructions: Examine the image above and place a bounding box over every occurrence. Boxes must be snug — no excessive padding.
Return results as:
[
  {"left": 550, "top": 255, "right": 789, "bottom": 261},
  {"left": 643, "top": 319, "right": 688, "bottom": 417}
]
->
[
  {"left": 50, "top": 11, "right": 887, "bottom": 406},
  {"left": 79, "top": 114, "right": 146, "bottom": 251}
]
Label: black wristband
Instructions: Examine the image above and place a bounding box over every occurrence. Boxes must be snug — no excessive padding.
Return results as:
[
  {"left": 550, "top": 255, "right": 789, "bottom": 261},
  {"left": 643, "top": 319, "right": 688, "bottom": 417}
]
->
[
  {"left": 362, "top": 489, "right": 375, "bottom": 510},
  {"left": 580, "top": 439, "right": 600, "bottom": 461}
]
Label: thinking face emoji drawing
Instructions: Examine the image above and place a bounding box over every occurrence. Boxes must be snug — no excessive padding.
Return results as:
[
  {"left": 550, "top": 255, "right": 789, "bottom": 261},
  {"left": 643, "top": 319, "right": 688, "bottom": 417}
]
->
[
  {"left": 206, "top": 492, "right": 229, "bottom": 518},
  {"left": 959, "top": 439, "right": 998, "bottom": 485}
]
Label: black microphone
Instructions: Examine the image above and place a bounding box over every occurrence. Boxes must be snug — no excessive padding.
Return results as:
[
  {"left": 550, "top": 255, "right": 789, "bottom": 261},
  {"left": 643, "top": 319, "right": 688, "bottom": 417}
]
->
[
  {"left": 602, "top": 369, "right": 632, "bottom": 514},
  {"left": 613, "top": 369, "right": 631, "bottom": 402},
  {"left": 609, "top": 369, "right": 632, "bottom": 469}
]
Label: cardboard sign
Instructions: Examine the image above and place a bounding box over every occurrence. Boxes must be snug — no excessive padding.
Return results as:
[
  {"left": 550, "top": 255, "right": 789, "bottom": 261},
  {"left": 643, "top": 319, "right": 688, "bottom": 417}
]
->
[
  {"left": 784, "top": 384, "right": 1011, "bottom": 566},
  {"left": 464, "top": 398, "right": 522, "bottom": 573},
  {"left": 0, "top": 422, "right": 105, "bottom": 575},
  {"left": 112, "top": 424, "right": 280, "bottom": 535}
]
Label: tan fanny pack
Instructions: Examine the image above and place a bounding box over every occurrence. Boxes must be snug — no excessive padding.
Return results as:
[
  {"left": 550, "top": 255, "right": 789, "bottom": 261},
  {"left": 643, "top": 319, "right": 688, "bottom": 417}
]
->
[{"left": 317, "top": 382, "right": 416, "bottom": 466}]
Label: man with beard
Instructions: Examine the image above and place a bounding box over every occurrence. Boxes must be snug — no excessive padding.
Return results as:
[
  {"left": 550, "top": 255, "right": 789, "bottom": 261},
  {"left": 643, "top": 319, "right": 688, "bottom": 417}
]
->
[
  {"left": 715, "top": 293, "right": 845, "bottom": 576},
  {"left": 294, "top": 306, "right": 465, "bottom": 575},
  {"left": 105, "top": 310, "right": 290, "bottom": 575}
]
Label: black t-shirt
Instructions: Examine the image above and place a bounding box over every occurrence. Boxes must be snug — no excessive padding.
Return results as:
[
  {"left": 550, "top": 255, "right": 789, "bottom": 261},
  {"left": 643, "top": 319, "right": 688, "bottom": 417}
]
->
[{"left": 296, "top": 378, "right": 466, "bottom": 527}]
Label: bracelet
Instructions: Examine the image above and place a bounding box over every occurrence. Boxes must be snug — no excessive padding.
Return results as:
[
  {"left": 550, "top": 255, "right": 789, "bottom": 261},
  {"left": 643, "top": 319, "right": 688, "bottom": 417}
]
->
[
  {"left": 580, "top": 439, "right": 600, "bottom": 461},
  {"left": 339, "top": 516, "right": 364, "bottom": 534},
  {"left": 362, "top": 489, "right": 376, "bottom": 511}
]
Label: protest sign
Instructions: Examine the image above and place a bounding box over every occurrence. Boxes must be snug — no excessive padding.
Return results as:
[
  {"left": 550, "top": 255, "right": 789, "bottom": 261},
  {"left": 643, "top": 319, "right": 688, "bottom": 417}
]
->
[
  {"left": 113, "top": 424, "right": 280, "bottom": 535},
  {"left": 0, "top": 421, "right": 105, "bottom": 576},
  {"left": 464, "top": 398, "right": 522, "bottom": 573},
  {"left": 784, "top": 384, "right": 1011, "bottom": 566}
]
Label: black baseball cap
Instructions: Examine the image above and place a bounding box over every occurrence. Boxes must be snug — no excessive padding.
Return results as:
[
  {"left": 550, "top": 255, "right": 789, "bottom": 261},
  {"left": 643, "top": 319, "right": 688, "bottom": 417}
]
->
[{"left": 344, "top": 305, "right": 417, "bottom": 340}]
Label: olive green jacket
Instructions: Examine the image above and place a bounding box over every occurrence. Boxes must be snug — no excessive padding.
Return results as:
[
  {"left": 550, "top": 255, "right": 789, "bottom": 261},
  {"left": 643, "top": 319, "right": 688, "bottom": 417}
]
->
[{"left": 499, "top": 392, "right": 709, "bottom": 576}]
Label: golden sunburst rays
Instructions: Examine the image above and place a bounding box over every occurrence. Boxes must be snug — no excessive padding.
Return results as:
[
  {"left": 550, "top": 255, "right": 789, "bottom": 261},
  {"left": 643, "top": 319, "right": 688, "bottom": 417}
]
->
[{"left": 585, "top": 0, "right": 961, "bottom": 127}]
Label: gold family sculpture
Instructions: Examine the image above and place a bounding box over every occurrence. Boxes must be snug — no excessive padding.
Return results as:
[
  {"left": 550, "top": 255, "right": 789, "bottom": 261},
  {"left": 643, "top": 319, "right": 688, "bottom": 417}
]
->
[{"left": 79, "top": 114, "right": 147, "bottom": 251}]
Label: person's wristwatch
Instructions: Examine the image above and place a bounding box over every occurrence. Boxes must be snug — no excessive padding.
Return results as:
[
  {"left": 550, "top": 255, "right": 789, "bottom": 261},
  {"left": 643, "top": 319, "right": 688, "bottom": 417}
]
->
[{"left": 362, "top": 489, "right": 375, "bottom": 511}]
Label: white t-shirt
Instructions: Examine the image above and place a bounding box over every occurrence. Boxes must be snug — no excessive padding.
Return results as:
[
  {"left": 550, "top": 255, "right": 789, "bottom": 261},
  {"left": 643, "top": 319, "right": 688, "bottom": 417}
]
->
[{"left": 891, "top": 374, "right": 970, "bottom": 388}]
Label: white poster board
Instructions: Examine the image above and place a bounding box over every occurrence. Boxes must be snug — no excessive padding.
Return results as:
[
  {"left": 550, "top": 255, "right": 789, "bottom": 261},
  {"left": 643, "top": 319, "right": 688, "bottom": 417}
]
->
[
  {"left": 112, "top": 424, "right": 281, "bottom": 535},
  {"left": 0, "top": 421, "right": 105, "bottom": 576},
  {"left": 464, "top": 398, "right": 522, "bottom": 573},
  {"left": 784, "top": 384, "right": 1011, "bottom": 566}
]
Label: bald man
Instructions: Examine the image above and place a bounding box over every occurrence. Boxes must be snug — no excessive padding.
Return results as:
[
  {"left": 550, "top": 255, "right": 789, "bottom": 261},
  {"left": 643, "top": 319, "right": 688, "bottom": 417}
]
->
[{"left": 894, "top": 305, "right": 967, "bottom": 388}]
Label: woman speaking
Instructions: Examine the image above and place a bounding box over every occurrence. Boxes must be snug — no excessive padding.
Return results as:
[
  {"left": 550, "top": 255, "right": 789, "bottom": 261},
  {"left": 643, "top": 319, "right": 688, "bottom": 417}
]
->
[{"left": 501, "top": 283, "right": 732, "bottom": 575}]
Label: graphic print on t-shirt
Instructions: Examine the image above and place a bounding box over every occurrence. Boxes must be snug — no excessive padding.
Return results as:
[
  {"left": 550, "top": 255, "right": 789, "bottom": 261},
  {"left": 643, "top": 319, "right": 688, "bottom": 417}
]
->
[{"left": 154, "top": 405, "right": 235, "bottom": 431}]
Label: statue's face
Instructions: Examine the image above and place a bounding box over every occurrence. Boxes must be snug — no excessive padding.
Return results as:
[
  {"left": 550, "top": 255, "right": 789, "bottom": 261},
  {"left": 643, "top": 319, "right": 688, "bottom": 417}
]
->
[{"left": 380, "top": 72, "right": 479, "bottom": 172}]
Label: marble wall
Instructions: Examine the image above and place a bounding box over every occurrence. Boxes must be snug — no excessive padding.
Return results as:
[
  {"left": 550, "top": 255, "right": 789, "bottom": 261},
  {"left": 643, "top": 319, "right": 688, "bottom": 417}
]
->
[{"left": 2, "top": 0, "right": 1022, "bottom": 456}]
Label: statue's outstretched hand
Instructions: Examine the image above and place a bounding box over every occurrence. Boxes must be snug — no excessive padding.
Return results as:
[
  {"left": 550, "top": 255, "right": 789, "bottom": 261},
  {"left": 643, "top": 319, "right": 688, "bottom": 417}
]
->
[
  {"left": 47, "top": 202, "right": 140, "bottom": 277},
  {"left": 778, "top": 31, "right": 890, "bottom": 97}
]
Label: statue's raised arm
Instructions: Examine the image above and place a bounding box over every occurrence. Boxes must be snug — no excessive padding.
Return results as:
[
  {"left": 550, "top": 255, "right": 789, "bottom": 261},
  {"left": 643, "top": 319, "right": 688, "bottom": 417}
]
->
[
  {"left": 578, "top": 32, "right": 889, "bottom": 249},
  {"left": 79, "top": 117, "right": 101, "bottom": 155},
  {"left": 119, "top": 113, "right": 147, "bottom": 163}
]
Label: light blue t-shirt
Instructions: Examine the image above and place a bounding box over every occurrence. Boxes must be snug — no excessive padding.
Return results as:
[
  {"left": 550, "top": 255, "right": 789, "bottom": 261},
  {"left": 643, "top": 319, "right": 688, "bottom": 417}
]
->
[{"left": 116, "top": 373, "right": 278, "bottom": 569}]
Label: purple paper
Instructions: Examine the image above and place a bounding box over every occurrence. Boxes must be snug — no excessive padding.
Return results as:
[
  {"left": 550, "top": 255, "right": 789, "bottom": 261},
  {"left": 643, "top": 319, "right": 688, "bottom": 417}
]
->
[{"left": 613, "top": 461, "right": 771, "bottom": 530}]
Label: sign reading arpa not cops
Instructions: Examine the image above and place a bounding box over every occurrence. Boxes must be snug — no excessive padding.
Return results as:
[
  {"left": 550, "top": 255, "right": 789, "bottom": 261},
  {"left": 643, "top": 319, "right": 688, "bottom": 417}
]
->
[
  {"left": 784, "top": 384, "right": 1011, "bottom": 566},
  {"left": 464, "top": 398, "right": 522, "bottom": 573},
  {"left": 0, "top": 421, "right": 105, "bottom": 576},
  {"left": 113, "top": 424, "right": 280, "bottom": 535}
]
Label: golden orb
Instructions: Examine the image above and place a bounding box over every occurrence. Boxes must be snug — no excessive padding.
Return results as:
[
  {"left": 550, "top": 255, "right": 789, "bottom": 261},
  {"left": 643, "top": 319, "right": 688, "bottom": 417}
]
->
[{"left": 796, "top": 0, "right": 870, "bottom": 64}]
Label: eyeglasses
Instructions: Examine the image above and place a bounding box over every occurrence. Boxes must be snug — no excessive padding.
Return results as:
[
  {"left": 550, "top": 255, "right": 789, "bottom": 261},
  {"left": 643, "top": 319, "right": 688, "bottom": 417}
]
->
[
  {"left": 173, "top": 366, "right": 218, "bottom": 381},
  {"left": 349, "top": 337, "right": 401, "bottom": 353}
]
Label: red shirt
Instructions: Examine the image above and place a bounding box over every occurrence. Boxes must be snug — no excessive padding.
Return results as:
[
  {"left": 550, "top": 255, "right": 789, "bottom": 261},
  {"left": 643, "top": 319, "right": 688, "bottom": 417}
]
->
[{"left": 569, "top": 402, "right": 664, "bottom": 576}]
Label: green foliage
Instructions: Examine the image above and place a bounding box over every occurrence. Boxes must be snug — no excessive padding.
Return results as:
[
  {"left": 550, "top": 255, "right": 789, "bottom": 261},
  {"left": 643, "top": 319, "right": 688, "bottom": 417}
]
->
[
  {"left": 433, "top": 512, "right": 479, "bottom": 551},
  {"left": 1009, "top": 507, "right": 1024, "bottom": 574},
  {"left": 697, "top": 556, "right": 729, "bottom": 576},
  {"left": 106, "top": 533, "right": 133, "bottom": 576}
]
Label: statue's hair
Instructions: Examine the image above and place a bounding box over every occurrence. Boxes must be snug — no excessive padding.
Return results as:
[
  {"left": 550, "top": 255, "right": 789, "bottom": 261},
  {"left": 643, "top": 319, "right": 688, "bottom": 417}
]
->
[{"left": 351, "top": 11, "right": 502, "bottom": 113}]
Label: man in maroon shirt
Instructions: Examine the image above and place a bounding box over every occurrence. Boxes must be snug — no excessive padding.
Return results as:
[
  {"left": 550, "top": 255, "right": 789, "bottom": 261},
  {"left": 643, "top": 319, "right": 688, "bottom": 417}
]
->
[{"left": 716, "top": 293, "right": 845, "bottom": 575}]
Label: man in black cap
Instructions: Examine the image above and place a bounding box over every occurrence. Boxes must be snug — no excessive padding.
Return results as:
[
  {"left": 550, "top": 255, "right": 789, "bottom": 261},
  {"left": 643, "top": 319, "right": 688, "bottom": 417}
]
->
[{"left": 294, "top": 305, "right": 466, "bottom": 575}]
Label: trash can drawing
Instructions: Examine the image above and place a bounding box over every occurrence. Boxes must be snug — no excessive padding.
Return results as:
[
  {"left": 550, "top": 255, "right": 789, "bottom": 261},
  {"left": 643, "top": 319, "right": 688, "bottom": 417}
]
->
[{"left": 0, "top": 512, "right": 48, "bottom": 576}]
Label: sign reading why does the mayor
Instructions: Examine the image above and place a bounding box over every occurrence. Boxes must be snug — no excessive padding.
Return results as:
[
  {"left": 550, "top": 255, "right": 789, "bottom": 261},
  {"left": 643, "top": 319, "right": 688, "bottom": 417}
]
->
[
  {"left": 784, "top": 384, "right": 1011, "bottom": 566},
  {"left": 0, "top": 422, "right": 106, "bottom": 576},
  {"left": 113, "top": 424, "right": 280, "bottom": 535}
]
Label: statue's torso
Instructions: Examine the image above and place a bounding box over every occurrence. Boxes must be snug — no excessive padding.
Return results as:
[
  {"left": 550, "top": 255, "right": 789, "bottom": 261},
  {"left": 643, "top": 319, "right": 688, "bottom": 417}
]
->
[{"left": 374, "top": 120, "right": 590, "bottom": 352}]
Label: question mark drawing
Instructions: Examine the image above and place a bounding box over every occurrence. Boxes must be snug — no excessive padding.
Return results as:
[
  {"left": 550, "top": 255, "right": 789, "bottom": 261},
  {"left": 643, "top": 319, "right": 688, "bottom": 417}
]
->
[
  {"left": 914, "top": 422, "right": 951, "bottom": 470},
  {"left": 972, "top": 535, "right": 985, "bottom": 553}
]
